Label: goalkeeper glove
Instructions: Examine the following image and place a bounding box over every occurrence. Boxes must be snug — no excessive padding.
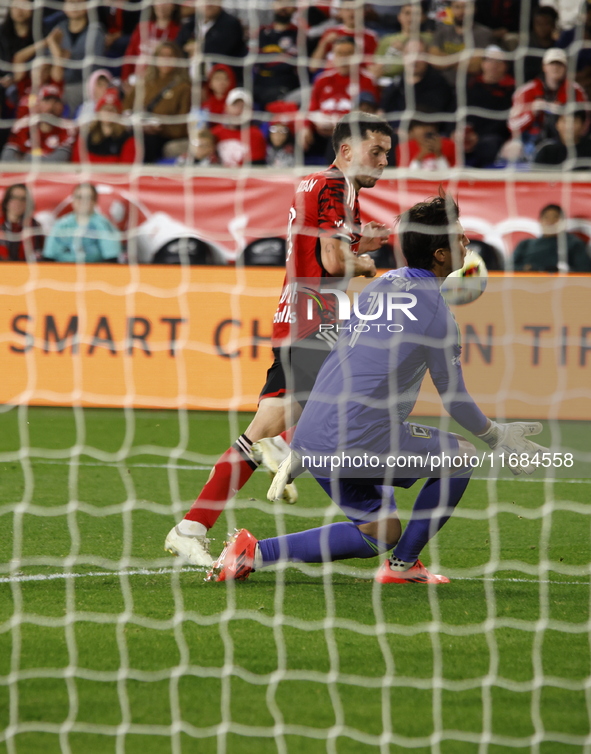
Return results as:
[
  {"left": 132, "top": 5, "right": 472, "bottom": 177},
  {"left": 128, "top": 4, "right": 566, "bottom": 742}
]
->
[
  {"left": 477, "top": 421, "right": 546, "bottom": 475},
  {"left": 267, "top": 449, "right": 303, "bottom": 502}
]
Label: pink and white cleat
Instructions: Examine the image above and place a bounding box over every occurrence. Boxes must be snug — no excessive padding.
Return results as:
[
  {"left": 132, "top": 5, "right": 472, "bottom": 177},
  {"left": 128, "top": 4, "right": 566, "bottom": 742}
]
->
[
  {"left": 206, "top": 529, "right": 258, "bottom": 582},
  {"left": 375, "top": 559, "right": 450, "bottom": 584}
]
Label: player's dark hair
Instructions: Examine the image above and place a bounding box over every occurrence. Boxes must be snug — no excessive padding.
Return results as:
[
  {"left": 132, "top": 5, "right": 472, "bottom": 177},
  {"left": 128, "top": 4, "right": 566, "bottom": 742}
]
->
[
  {"left": 540, "top": 203, "right": 563, "bottom": 218},
  {"left": 397, "top": 191, "right": 460, "bottom": 270},
  {"left": 332, "top": 113, "right": 394, "bottom": 152}
]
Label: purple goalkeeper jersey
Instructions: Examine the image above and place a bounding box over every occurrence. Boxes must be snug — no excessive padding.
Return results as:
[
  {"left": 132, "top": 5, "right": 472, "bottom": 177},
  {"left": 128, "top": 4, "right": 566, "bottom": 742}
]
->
[{"left": 292, "top": 266, "right": 488, "bottom": 455}]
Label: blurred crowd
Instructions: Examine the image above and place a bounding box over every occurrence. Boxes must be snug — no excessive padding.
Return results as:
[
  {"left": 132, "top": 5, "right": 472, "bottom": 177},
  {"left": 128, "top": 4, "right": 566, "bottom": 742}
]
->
[
  {"left": 2, "top": 178, "right": 591, "bottom": 271},
  {"left": 1, "top": 0, "right": 591, "bottom": 170}
]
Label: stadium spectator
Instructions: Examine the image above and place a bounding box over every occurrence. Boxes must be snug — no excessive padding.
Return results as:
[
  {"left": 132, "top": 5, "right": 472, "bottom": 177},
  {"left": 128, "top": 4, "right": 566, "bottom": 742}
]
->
[
  {"left": 429, "top": 0, "right": 494, "bottom": 90},
  {"left": 211, "top": 88, "right": 266, "bottom": 167},
  {"left": 512, "top": 204, "right": 591, "bottom": 272},
  {"left": 206, "top": 194, "right": 547, "bottom": 585},
  {"left": 557, "top": 1, "right": 591, "bottom": 99},
  {"left": 200, "top": 64, "right": 236, "bottom": 123},
  {"left": 164, "top": 113, "right": 391, "bottom": 568},
  {"left": 460, "top": 44, "right": 514, "bottom": 166},
  {"left": 1, "top": 5, "right": 63, "bottom": 94},
  {"left": 523, "top": 6, "right": 560, "bottom": 83},
  {"left": 363, "top": 2, "right": 401, "bottom": 35},
  {"left": 51, "top": 0, "right": 106, "bottom": 112},
  {"left": 175, "top": 126, "right": 220, "bottom": 166},
  {"left": 0, "top": 183, "right": 44, "bottom": 262},
  {"left": 121, "top": 2, "right": 181, "bottom": 88},
  {"left": 302, "top": 36, "right": 379, "bottom": 158},
  {"left": 533, "top": 109, "right": 591, "bottom": 169},
  {"left": 0, "top": 1, "right": 65, "bottom": 135},
  {"left": 507, "top": 47, "right": 588, "bottom": 160},
  {"left": 253, "top": 0, "right": 299, "bottom": 107},
  {"left": 395, "top": 119, "right": 456, "bottom": 169},
  {"left": 0, "top": 0, "right": 35, "bottom": 83},
  {"left": 177, "top": 2, "right": 247, "bottom": 80},
  {"left": 76, "top": 68, "right": 115, "bottom": 124},
  {"left": 1, "top": 84, "right": 74, "bottom": 162},
  {"left": 266, "top": 121, "right": 295, "bottom": 167},
  {"left": 355, "top": 90, "right": 379, "bottom": 115},
  {"left": 43, "top": 182, "right": 121, "bottom": 264},
  {"left": 310, "top": 0, "right": 378, "bottom": 73},
  {"left": 123, "top": 41, "right": 191, "bottom": 163},
  {"left": 473, "top": 0, "right": 524, "bottom": 49},
  {"left": 12, "top": 48, "right": 65, "bottom": 121},
  {"left": 72, "top": 88, "right": 136, "bottom": 164},
  {"left": 97, "top": 1, "right": 142, "bottom": 71},
  {"left": 370, "top": 3, "right": 432, "bottom": 82},
  {"left": 381, "top": 38, "right": 456, "bottom": 134}
]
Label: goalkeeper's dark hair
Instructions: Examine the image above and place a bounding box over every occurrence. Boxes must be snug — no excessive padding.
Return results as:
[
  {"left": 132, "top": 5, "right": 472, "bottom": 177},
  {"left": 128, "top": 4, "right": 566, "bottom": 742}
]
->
[
  {"left": 396, "top": 190, "right": 460, "bottom": 270},
  {"left": 332, "top": 113, "right": 394, "bottom": 153}
]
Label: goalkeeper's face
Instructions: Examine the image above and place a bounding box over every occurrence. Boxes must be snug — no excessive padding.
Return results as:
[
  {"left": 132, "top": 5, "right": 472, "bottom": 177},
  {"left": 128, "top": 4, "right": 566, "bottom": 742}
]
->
[
  {"left": 347, "top": 132, "right": 391, "bottom": 189},
  {"left": 446, "top": 223, "right": 469, "bottom": 275}
]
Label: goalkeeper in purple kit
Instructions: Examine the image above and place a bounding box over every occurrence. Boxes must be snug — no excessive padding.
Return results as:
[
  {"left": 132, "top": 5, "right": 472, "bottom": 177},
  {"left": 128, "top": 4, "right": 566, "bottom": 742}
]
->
[{"left": 207, "top": 193, "right": 547, "bottom": 584}]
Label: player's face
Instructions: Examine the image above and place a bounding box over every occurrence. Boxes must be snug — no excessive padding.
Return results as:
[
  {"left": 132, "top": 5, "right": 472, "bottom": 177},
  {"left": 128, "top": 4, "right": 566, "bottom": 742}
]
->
[
  {"left": 347, "top": 131, "right": 391, "bottom": 189},
  {"left": 447, "top": 223, "right": 469, "bottom": 274}
]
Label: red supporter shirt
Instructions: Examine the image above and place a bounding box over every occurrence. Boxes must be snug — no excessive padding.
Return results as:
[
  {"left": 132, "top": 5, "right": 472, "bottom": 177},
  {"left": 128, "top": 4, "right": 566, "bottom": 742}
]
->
[
  {"left": 308, "top": 69, "right": 379, "bottom": 127},
  {"left": 395, "top": 137, "right": 456, "bottom": 169},
  {"left": 509, "top": 77, "right": 587, "bottom": 136},
  {"left": 211, "top": 124, "right": 267, "bottom": 166},
  {"left": 272, "top": 166, "right": 361, "bottom": 345},
  {"left": 7, "top": 118, "right": 76, "bottom": 157}
]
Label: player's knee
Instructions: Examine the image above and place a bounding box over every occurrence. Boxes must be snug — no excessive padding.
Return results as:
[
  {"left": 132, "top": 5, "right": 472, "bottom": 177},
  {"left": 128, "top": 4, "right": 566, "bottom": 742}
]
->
[
  {"left": 359, "top": 518, "right": 401, "bottom": 549},
  {"left": 457, "top": 437, "right": 477, "bottom": 455}
]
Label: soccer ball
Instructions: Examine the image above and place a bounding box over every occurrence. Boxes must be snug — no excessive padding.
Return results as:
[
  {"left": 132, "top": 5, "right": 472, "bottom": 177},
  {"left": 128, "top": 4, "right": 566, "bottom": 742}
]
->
[{"left": 441, "top": 250, "right": 488, "bottom": 306}]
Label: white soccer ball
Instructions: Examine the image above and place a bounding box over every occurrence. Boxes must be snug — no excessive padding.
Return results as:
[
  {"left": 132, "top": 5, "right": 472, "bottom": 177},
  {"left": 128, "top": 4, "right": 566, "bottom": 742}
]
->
[{"left": 441, "top": 250, "right": 488, "bottom": 306}]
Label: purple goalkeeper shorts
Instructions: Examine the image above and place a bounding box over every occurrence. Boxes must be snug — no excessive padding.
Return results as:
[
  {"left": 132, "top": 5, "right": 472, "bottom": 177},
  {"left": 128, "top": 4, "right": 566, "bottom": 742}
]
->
[{"left": 302, "top": 422, "right": 463, "bottom": 524}]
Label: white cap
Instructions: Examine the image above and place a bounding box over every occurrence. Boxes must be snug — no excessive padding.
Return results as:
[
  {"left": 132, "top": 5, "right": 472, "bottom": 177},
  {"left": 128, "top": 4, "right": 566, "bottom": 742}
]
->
[
  {"left": 226, "top": 87, "right": 253, "bottom": 106},
  {"left": 543, "top": 48, "right": 568, "bottom": 66},
  {"left": 483, "top": 45, "right": 505, "bottom": 61}
]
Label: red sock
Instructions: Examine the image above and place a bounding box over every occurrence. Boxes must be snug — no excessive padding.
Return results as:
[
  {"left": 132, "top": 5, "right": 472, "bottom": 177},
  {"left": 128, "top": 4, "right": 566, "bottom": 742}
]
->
[
  {"left": 184, "top": 436, "right": 257, "bottom": 530},
  {"left": 281, "top": 426, "right": 295, "bottom": 444}
]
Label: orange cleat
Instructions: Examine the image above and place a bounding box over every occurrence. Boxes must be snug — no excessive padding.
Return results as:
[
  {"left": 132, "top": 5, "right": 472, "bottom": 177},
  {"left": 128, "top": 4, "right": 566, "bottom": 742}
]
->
[
  {"left": 375, "top": 559, "right": 450, "bottom": 584},
  {"left": 206, "top": 528, "right": 257, "bottom": 582}
]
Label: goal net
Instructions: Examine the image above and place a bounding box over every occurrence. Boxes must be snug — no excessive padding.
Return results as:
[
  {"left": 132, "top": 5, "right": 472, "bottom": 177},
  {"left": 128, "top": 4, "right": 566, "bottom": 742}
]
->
[{"left": 1, "top": 1, "right": 590, "bottom": 752}]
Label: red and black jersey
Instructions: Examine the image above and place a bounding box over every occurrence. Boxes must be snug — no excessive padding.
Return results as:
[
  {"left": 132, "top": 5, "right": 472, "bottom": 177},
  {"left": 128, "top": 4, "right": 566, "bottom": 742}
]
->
[{"left": 272, "top": 165, "right": 361, "bottom": 345}]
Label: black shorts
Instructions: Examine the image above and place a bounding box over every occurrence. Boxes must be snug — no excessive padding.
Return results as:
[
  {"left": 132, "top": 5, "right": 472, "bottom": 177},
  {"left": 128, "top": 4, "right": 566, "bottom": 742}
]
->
[{"left": 259, "top": 338, "right": 333, "bottom": 407}]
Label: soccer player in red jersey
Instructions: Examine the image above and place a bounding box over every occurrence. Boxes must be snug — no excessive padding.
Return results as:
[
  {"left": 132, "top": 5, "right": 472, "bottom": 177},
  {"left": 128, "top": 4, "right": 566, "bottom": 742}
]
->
[{"left": 165, "top": 113, "right": 393, "bottom": 567}]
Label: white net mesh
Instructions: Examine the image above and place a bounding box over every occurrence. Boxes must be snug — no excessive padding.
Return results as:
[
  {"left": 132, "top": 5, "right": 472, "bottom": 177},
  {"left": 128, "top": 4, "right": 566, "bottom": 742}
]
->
[{"left": 1, "top": 0, "right": 591, "bottom": 752}]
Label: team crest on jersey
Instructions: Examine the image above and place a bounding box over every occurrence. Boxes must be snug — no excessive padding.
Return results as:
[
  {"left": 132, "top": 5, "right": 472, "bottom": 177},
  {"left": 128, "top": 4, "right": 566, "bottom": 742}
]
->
[{"left": 410, "top": 425, "right": 432, "bottom": 439}]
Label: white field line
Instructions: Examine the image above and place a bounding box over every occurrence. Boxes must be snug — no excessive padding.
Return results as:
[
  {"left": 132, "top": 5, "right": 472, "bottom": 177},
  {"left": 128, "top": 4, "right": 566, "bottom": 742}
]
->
[{"left": 0, "top": 567, "right": 588, "bottom": 586}]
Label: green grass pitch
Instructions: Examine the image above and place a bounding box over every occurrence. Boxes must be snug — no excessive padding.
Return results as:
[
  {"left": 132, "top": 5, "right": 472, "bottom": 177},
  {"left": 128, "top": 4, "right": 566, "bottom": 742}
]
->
[{"left": 0, "top": 407, "right": 590, "bottom": 754}]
